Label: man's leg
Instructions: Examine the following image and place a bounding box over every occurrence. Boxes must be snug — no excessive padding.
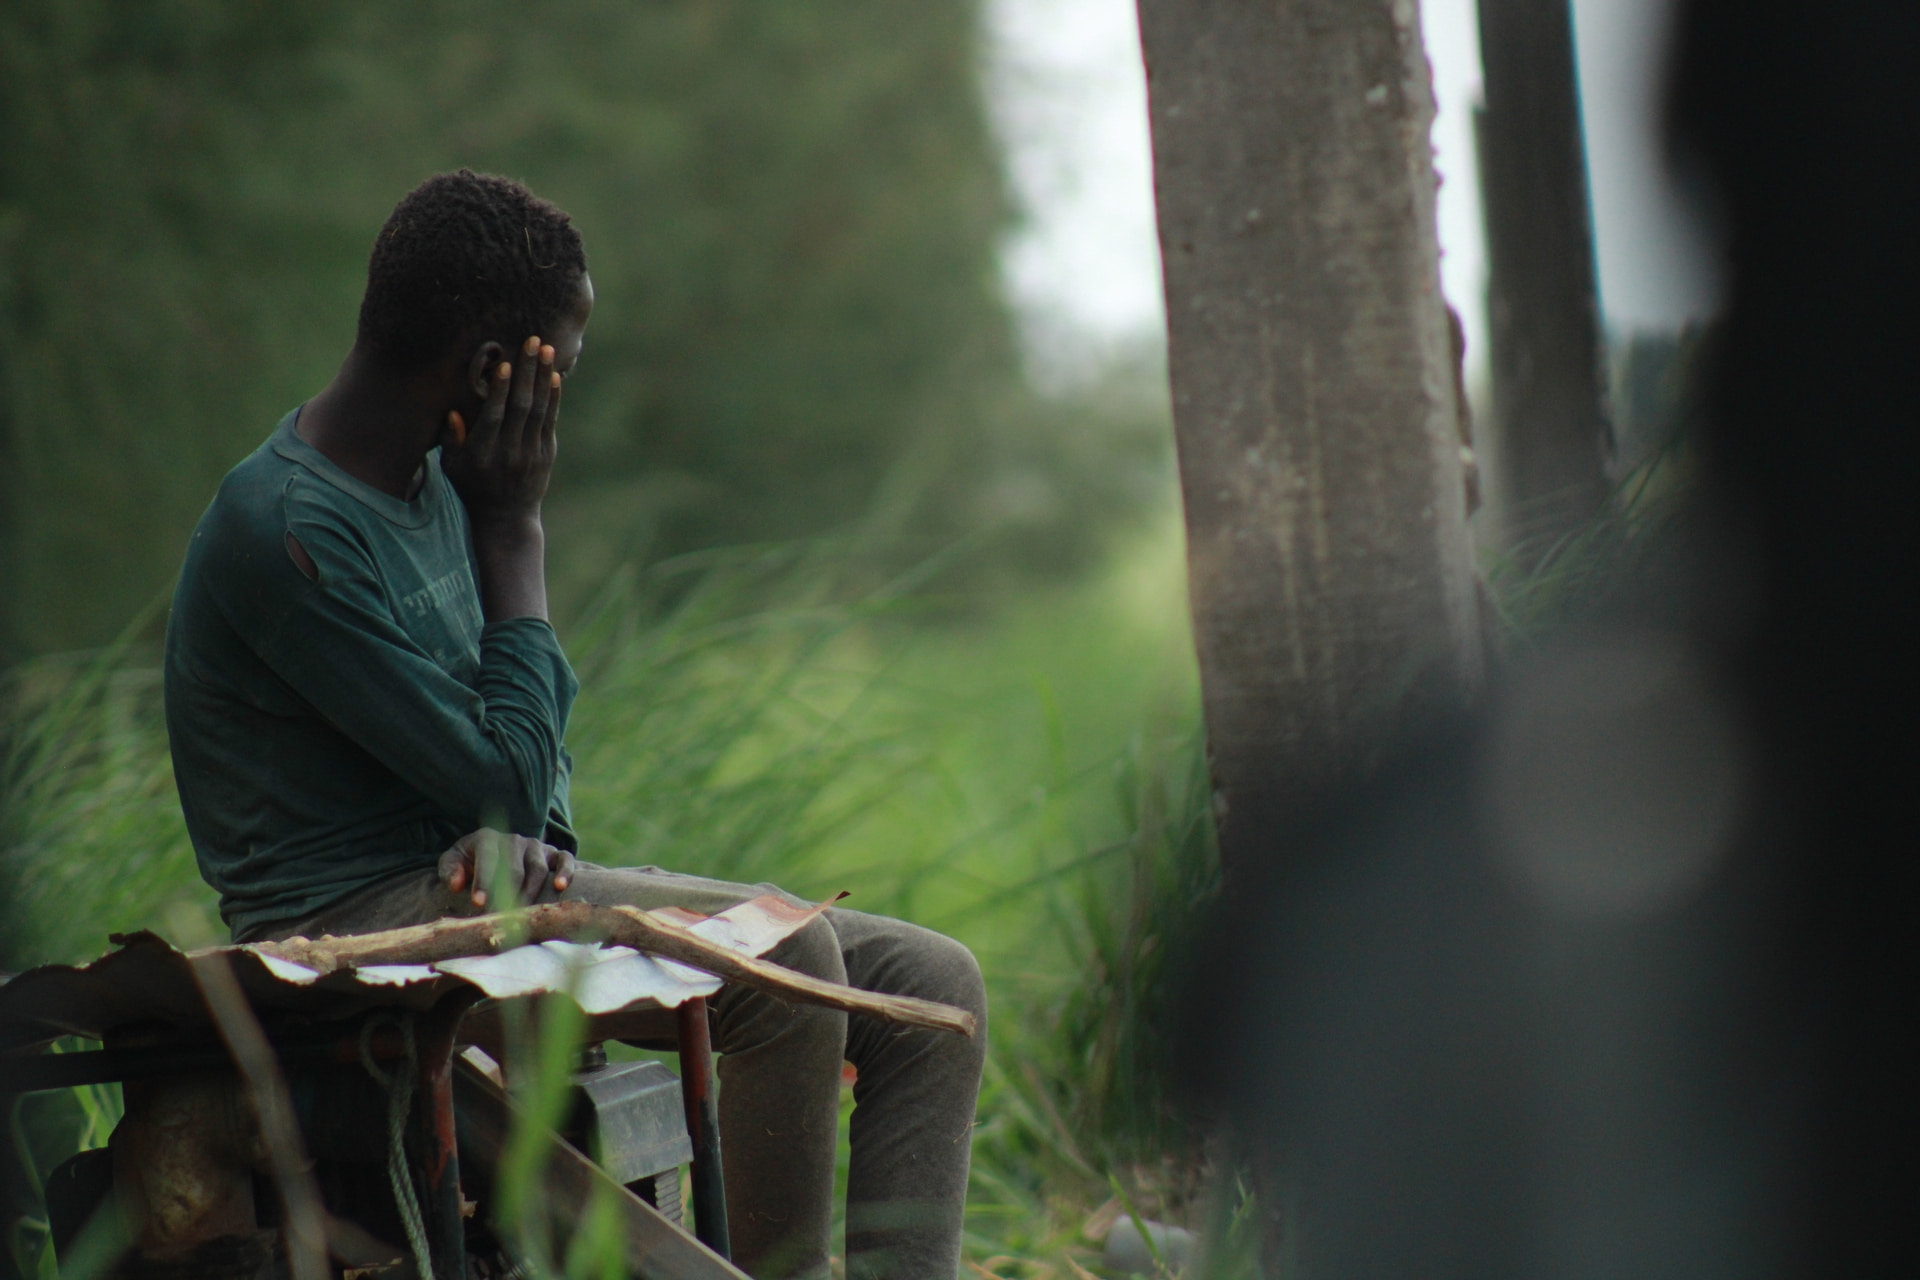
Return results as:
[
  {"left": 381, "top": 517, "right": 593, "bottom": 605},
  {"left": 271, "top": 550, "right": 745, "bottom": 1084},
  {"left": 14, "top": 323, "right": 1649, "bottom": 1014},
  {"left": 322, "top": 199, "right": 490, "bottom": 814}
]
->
[
  {"left": 830, "top": 908, "right": 988, "bottom": 1280},
  {"left": 561, "top": 865, "right": 846, "bottom": 1280},
  {"left": 562, "top": 871, "right": 990, "bottom": 1279}
]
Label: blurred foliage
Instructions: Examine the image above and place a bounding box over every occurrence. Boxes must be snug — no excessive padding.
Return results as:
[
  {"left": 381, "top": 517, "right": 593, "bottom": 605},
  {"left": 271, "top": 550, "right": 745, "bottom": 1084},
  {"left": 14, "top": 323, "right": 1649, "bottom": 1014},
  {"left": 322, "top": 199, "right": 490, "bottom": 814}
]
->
[
  {"left": 0, "top": 609, "right": 194, "bottom": 970},
  {"left": 960, "top": 729, "right": 1226, "bottom": 1272},
  {"left": 0, "top": 0, "right": 1168, "bottom": 658}
]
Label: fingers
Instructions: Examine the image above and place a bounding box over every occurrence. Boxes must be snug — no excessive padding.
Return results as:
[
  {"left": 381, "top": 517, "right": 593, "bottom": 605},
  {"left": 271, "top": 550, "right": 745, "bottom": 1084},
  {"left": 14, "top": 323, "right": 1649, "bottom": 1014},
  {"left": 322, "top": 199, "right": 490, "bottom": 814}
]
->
[
  {"left": 501, "top": 336, "right": 545, "bottom": 466},
  {"left": 438, "top": 830, "right": 484, "bottom": 897},
  {"left": 548, "top": 846, "right": 576, "bottom": 895},
  {"left": 531, "top": 344, "right": 555, "bottom": 447},
  {"left": 469, "top": 833, "right": 504, "bottom": 908},
  {"left": 467, "top": 359, "right": 512, "bottom": 459},
  {"left": 438, "top": 846, "right": 471, "bottom": 894},
  {"left": 538, "top": 368, "right": 562, "bottom": 465},
  {"left": 514, "top": 837, "right": 550, "bottom": 906}
]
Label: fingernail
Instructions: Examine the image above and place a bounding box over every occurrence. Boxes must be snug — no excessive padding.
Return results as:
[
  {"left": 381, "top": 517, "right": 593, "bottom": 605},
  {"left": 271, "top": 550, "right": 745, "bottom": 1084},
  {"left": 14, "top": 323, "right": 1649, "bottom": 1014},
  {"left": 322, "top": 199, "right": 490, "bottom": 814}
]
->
[
  {"left": 540, "top": 345, "right": 554, "bottom": 364},
  {"left": 497, "top": 362, "right": 512, "bottom": 380},
  {"left": 550, "top": 372, "right": 561, "bottom": 390},
  {"left": 473, "top": 890, "right": 487, "bottom": 907},
  {"left": 524, "top": 336, "right": 541, "bottom": 355}
]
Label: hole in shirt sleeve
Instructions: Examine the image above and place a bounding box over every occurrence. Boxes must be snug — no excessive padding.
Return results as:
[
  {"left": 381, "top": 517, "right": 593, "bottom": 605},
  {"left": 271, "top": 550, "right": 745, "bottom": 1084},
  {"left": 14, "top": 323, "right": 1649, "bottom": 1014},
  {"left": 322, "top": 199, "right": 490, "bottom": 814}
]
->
[{"left": 285, "top": 531, "right": 319, "bottom": 582}]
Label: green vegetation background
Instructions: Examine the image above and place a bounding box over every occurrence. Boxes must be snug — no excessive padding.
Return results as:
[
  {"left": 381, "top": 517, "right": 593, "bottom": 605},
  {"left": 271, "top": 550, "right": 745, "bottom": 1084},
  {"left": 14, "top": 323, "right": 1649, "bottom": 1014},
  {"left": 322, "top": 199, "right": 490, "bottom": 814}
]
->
[
  {"left": 1, "top": 3, "right": 1217, "bottom": 1275},
  {"left": 0, "top": 0, "right": 1166, "bottom": 658}
]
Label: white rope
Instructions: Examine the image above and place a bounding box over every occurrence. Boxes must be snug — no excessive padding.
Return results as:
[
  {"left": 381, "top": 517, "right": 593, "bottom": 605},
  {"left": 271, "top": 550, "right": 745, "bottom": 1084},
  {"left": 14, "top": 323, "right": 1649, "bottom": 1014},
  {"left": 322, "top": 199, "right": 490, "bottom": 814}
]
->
[{"left": 360, "top": 1012, "right": 433, "bottom": 1280}]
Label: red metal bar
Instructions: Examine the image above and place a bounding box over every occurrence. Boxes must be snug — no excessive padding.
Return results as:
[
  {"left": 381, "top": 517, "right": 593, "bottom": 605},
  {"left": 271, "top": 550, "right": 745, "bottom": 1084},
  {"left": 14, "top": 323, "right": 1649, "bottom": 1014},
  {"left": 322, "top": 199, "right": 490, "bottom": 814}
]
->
[
  {"left": 417, "top": 989, "right": 482, "bottom": 1280},
  {"left": 676, "top": 997, "right": 730, "bottom": 1260}
]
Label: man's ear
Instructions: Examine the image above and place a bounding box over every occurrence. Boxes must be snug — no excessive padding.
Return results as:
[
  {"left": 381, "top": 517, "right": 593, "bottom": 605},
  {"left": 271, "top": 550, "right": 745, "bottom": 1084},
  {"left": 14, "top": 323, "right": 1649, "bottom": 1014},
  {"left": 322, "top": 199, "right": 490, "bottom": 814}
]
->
[{"left": 466, "top": 340, "right": 507, "bottom": 399}]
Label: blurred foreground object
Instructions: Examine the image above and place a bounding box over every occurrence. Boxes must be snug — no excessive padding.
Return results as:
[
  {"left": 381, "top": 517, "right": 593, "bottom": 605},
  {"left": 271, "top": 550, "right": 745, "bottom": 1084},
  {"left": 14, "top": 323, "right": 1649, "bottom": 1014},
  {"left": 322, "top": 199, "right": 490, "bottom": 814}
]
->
[
  {"left": 1474, "top": 0, "right": 1614, "bottom": 552},
  {"left": 1177, "top": 0, "right": 1920, "bottom": 1274}
]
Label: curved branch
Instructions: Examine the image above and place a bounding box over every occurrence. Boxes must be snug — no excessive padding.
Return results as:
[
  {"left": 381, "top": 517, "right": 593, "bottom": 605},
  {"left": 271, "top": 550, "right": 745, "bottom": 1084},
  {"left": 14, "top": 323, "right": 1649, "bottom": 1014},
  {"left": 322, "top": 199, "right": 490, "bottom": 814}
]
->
[{"left": 248, "top": 902, "right": 977, "bottom": 1038}]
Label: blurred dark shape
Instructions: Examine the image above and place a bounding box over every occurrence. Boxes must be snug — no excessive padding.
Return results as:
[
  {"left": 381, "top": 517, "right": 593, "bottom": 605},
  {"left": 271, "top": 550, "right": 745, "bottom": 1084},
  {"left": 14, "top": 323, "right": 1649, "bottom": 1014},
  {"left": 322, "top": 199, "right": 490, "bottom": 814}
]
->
[
  {"left": 1177, "top": 1, "right": 1919, "bottom": 1275},
  {"left": 1608, "top": 328, "right": 1712, "bottom": 476},
  {"left": 0, "top": 884, "right": 20, "bottom": 1279},
  {"left": 1475, "top": 0, "right": 1613, "bottom": 549}
]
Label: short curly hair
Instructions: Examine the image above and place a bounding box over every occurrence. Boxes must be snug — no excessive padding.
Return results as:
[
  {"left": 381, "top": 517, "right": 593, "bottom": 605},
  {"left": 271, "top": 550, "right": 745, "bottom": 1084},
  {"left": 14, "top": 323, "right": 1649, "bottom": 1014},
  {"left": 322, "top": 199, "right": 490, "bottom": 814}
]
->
[{"left": 356, "top": 169, "right": 588, "bottom": 371}]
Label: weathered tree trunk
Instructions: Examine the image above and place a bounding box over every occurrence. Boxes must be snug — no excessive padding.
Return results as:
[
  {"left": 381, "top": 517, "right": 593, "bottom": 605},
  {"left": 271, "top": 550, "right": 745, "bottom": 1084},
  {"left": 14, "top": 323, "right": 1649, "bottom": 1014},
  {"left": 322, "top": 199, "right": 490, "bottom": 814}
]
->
[
  {"left": 1475, "top": 0, "right": 1612, "bottom": 553},
  {"left": 1137, "top": 0, "right": 1485, "bottom": 877}
]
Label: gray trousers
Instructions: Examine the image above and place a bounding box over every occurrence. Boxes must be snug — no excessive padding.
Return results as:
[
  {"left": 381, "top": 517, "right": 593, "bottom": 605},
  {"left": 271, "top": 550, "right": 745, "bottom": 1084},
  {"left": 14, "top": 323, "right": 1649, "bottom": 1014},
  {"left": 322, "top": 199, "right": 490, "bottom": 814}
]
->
[{"left": 248, "top": 863, "right": 988, "bottom": 1280}]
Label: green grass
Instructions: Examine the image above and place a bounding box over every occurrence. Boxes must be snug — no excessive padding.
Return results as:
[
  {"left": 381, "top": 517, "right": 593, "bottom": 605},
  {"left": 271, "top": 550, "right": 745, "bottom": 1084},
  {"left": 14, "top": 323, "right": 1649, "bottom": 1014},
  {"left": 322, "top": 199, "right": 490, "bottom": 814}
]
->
[{"left": 1, "top": 515, "right": 1220, "bottom": 1278}]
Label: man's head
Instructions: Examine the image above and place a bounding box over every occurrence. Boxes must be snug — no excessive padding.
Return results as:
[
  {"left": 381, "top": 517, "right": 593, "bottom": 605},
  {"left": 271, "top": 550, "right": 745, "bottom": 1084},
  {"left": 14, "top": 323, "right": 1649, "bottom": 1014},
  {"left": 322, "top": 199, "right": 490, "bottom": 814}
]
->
[{"left": 357, "top": 169, "right": 592, "bottom": 383}]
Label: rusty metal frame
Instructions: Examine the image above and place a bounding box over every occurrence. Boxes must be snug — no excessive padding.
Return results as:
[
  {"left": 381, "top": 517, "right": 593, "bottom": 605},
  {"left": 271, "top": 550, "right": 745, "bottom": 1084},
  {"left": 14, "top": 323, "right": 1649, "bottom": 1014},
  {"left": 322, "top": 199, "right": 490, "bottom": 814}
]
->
[
  {"left": 416, "top": 988, "right": 483, "bottom": 1280},
  {"left": 675, "top": 997, "right": 730, "bottom": 1261}
]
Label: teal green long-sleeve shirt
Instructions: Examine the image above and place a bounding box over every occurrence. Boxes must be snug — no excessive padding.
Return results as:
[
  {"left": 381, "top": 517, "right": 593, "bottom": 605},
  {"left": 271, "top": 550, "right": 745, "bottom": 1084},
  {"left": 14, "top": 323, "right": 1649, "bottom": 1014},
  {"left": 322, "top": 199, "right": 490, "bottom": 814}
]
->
[{"left": 164, "top": 410, "right": 578, "bottom": 938}]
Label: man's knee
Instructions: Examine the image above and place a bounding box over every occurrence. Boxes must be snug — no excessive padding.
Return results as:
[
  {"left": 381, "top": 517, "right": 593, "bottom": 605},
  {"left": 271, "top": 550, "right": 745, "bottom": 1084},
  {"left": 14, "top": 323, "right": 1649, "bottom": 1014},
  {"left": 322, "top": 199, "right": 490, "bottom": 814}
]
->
[
  {"left": 713, "top": 917, "right": 848, "bottom": 1062},
  {"left": 768, "top": 916, "right": 848, "bottom": 984},
  {"left": 867, "top": 922, "right": 988, "bottom": 1058},
  {"left": 918, "top": 929, "right": 987, "bottom": 1023}
]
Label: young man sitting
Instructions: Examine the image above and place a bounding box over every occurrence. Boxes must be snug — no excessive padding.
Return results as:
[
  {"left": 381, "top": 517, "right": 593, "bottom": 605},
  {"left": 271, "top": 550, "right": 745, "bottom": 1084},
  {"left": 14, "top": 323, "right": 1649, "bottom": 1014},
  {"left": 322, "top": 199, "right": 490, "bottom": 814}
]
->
[{"left": 163, "top": 169, "right": 986, "bottom": 1280}]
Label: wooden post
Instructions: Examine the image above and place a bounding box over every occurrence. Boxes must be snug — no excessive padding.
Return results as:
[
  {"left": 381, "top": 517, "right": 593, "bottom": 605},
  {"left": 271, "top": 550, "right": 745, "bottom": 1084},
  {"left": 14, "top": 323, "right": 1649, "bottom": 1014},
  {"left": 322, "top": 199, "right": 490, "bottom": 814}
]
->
[
  {"left": 1474, "top": 0, "right": 1612, "bottom": 552},
  {"left": 1136, "top": 0, "right": 1485, "bottom": 876}
]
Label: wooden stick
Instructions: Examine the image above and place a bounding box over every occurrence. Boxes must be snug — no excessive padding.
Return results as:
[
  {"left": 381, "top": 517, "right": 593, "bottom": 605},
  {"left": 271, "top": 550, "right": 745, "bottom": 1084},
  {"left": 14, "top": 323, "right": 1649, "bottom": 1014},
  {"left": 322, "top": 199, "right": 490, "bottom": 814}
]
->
[{"left": 248, "top": 901, "right": 977, "bottom": 1038}]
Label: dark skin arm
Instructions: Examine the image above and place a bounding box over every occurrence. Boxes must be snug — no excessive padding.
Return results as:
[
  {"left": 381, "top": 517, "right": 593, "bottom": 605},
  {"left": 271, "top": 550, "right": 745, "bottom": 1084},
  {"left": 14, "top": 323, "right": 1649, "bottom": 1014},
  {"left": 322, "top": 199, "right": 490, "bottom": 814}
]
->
[
  {"left": 435, "top": 337, "right": 572, "bottom": 904},
  {"left": 293, "top": 342, "right": 569, "bottom": 902},
  {"left": 292, "top": 274, "right": 595, "bottom": 905},
  {"left": 432, "top": 341, "right": 567, "bottom": 903},
  {"left": 440, "top": 334, "right": 563, "bottom": 622}
]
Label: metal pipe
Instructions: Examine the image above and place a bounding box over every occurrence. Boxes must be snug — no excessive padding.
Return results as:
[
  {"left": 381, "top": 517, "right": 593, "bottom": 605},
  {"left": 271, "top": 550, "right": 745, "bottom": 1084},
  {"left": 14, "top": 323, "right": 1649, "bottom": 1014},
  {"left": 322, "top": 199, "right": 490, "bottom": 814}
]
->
[
  {"left": 676, "top": 997, "right": 729, "bottom": 1260},
  {"left": 416, "top": 989, "right": 482, "bottom": 1280}
]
